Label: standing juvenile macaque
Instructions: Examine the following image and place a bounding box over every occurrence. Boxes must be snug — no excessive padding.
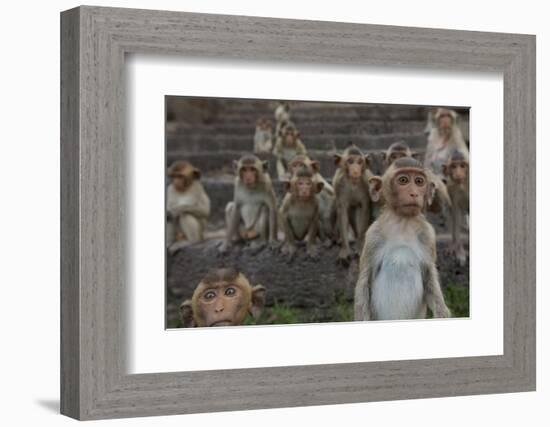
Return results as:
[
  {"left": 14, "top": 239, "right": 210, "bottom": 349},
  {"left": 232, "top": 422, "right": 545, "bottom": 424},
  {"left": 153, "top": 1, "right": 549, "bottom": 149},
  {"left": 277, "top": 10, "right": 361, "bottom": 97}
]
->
[
  {"left": 253, "top": 117, "right": 273, "bottom": 155},
  {"left": 424, "top": 108, "right": 470, "bottom": 176},
  {"left": 220, "top": 155, "right": 278, "bottom": 253},
  {"left": 288, "top": 155, "right": 336, "bottom": 243},
  {"left": 333, "top": 145, "right": 373, "bottom": 264},
  {"left": 166, "top": 161, "right": 211, "bottom": 247},
  {"left": 273, "top": 124, "right": 307, "bottom": 180},
  {"left": 354, "top": 157, "right": 451, "bottom": 321},
  {"left": 279, "top": 167, "right": 324, "bottom": 260},
  {"left": 179, "top": 268, "right": 266, "bottom": 327},
  {"left": 442, "top": 151, "right": 470, "bottom": 266}
]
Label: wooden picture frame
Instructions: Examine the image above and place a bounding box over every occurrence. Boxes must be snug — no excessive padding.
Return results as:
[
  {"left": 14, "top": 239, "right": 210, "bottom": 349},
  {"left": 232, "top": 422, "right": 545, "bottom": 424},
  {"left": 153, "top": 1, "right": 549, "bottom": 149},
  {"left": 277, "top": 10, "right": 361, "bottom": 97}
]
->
[{"left": 60, "top": 6, "right": 536, "bottom": 420}]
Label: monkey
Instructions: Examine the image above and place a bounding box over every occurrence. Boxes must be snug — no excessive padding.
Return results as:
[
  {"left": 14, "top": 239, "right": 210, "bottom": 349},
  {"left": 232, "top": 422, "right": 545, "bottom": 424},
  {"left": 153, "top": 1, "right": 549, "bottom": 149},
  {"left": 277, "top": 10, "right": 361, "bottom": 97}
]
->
[
  {"left": 383, "top": 141, "right": 413, "bottom": 169},
  {"left": 179, "top": 268, "right": 266, "bottom": 327},
  {"left": 424, "top": 108, "right": 470, "bottom": 176},
  {"left": 273, "top": 123, "right": 307, "bottom": 180},
  {"left": 166, "top": 161, "right": 211, "bottom": 248},
  {"left": 332, "top": 145, "right": 373, "bottom": 264},
  {"left": 365, "top": 151, "right": 386, "bottom": 176},
  {"left": 253, "top": 117, "right": 273, "bottom": 155},
  {"left": 442, "top": 151, "right": 470, "bottom": 266},
  {"left": 279, "top": 167, "right": 324, "bottom": 260},
  {"left": 424, "top": 107, "right": 470, "bottom": 144},
  {"left": 220, "top": 155, "right": 278, "bottom": 253},
  {"left": 354, "top": 157, "right": 451, "bottom": 321},
  {"left": 274, "top": 101, "right": 292, "bottom": 136},
  {"left": 382, "top": 141, "right": 451, "bottom": 215},
  {"left": 288, "top": 155, "right": 336, "bottom": 243}
]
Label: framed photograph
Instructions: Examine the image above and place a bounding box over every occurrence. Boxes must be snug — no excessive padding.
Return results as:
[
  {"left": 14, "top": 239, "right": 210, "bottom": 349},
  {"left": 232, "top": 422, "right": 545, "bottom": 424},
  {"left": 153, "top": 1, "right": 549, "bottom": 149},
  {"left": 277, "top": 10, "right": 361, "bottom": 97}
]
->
[{"left": 61, "top": 6, "right": 535, "bottom": 420}]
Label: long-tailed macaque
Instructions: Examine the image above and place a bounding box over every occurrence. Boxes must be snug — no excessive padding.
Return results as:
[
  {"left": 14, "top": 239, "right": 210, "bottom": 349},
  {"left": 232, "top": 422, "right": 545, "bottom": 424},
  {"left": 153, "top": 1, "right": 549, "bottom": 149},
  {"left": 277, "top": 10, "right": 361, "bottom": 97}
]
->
[
  {"left": 354, "top": 157, "right": 451, "bottom": 321},
  {"left": 288, "top": 155, "right": 336, "bottom": 242},
  {"left": 424, "top": 108, "right": 469, "bottom": 176},
  {"left": 383, "top": 141, "right": 450, "bottom": 214},
  {"left": 253, "top": 117, "right": 273, "bottom": 154},
  {"left": 333, "top": 145, "right": 373, "bottom": 264},
  {"left": 273, "top": 124, "right": 307, "bottom": 180},
  {"left": 442, "top": 151, "right": 470, "bottom": 266},
  {"left": 166, "top": 161, "right": 211, "bottom": 247},
  {"left": 274, "top": 101, "right": 292, "bottom": 136},
  {"left": 180, "top": 268, "right": 266, "bottom": 327},
  {"left": 279, "top": 167, "right": 324, "bottom": 260},
  {"left": 220, "top": 155, "right": 278, "bottom": 253},
  {"left": 383, "top": 141, "right": 412, "bottom": 170},
  {"left": 424, "top": 107, "right": 470, "bottom": 144}
]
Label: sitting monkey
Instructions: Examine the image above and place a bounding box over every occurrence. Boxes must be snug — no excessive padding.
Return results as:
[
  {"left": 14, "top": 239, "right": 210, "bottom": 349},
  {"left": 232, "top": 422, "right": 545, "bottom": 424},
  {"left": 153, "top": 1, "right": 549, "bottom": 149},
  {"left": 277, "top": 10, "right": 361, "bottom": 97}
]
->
[
  {"left": 179, "top": 268, "right": 266, "bottom": 327},
  {"left": 220, "top": 155, "right": 278, "bottom": 253},
  {"left": 354, "top": 157, "right": 451, "bottom": 321},
  {"left": 166, "top": 161, "right": 211, "bottom": 248},
  {"left": 273, "top": 124, "right": 307, "bottom": 181},
  {"left": 279, "top": 167, "right": 324, "bottom": 260},
  {"left": 332, "top": 145, "right": 373, "bottom": 264},
  {"left": 442, "top": 151, "right": 470, "bottom": 266},
  {"left": 288, "top": 155, "right": 335, "bottom": 243},
  {"left": 253, "top": 117, "right": 273, "bottom": 155}
]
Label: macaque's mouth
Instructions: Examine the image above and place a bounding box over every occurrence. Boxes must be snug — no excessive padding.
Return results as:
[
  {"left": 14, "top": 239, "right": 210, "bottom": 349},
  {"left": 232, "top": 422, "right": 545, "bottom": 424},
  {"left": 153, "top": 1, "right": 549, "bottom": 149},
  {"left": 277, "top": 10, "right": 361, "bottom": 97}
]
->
[
  {"left": 209, "top": 320, "right": 234, "bottom": 327},
  {"left": 403, "top": 203, "right": 422, "bottom": 208}
]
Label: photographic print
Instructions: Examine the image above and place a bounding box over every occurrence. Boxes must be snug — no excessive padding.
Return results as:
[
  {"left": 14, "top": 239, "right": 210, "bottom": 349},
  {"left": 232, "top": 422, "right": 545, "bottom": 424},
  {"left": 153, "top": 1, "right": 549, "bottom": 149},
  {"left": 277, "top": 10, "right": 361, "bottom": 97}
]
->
[{"left": 165, "top": 97, "right": 470, "bottom": 328}]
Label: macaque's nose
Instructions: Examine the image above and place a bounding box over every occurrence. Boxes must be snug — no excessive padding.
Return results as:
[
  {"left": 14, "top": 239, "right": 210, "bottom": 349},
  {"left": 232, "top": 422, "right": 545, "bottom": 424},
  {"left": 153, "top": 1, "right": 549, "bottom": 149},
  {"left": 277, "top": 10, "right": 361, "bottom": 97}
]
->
[{"left": 214, "top": 303, "right": 224, "bottom": 313}]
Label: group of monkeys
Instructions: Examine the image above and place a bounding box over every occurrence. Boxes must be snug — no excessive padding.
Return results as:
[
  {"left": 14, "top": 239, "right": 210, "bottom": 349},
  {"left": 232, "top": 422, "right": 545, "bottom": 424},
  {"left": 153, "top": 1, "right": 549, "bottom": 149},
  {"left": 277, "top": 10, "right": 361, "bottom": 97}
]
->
[{"left": 168, "top": 102, "right": 470, "bottom": 327}]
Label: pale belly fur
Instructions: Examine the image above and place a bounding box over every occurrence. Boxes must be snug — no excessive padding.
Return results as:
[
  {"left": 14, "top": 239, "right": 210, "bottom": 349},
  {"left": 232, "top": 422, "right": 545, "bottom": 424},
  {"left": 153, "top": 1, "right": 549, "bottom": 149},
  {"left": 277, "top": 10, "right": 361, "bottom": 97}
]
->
[{"left": 371, "top": 245, "right": 426, "bottom": 320}]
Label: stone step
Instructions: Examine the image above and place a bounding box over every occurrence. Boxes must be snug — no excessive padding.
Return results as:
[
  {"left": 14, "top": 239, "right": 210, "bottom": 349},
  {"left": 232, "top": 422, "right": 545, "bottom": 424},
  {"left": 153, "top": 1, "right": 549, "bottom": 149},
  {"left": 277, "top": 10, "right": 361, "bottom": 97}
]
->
[
  {"left": 168, "top": 146, "right": 426, "bottom": 181},
  {"left": 167, "top": 119, "right": 427, "bottom": 138},
  {"left": 167, "top": 132, "right": 427, "bottom": 155}
]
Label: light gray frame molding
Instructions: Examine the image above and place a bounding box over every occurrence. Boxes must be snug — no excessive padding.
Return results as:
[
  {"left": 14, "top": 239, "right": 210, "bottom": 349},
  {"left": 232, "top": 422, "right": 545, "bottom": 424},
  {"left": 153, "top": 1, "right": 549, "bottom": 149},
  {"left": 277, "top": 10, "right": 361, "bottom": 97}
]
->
[{"left": 61, "top": 5, "right": 536, "bottom": 421}]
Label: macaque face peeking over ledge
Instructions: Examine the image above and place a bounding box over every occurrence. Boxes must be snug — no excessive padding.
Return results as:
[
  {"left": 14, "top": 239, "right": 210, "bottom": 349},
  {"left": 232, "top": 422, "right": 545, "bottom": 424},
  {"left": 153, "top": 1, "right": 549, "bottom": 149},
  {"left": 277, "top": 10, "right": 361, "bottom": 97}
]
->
[{"left": 180, "top": 268, "right": 266, "bottom": 327}]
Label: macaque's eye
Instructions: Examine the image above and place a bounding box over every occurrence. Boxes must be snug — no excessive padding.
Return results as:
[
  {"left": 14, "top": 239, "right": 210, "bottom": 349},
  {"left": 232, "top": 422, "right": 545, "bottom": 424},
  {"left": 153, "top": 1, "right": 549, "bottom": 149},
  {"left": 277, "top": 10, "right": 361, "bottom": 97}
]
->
[
  {"left": 397, "top": 175, "right": 409, "bottom": 185},
  {"left": 414, "top": 176, "right": 426, "bottom": 186},
  {"left": 203, "top": 290, "right": 216, "bottom": 300},
  {"left": 459, "top": 163, "right": 466, "bottom": 169},
  {"left": 224, "top": 287, "right": 237, "bottom": 297},
  {"left": 451, "top": 164, "right": 457, "bottom": 169},
  {"left": 347, "top": 158, "right": 354, "bottom": 165}
]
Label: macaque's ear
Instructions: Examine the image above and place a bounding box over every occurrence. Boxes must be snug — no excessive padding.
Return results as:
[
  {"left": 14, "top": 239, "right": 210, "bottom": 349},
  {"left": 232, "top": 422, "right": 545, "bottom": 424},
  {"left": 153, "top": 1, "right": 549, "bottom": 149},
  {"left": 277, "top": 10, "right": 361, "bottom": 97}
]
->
[
  {"left": 233, "top": 160, "right": 239, "bottom": 173},
  {"left": 296, "top": 131, "right": 301, "bottom": 138},
  {"left": 283, "top": 180, "right": 291, "bottom": 192},
  {"left": 380, "top": 151, "right": 387, "bottom": 162},
  {"left": 192, "top": 168, "right": 201, "bottom": 180},
  {"left": 441, "top": 164, "right": 449, "bottom": 176},
  {"left": 311, "top": 160, "right": 321, "bottom": 173},
  {"left": 316, "top": 182, "right": 324, "bottom": 193},
  {"left": 262, "top": 161, "right": 269, "bottom": 173},
  {"left": 249, "top": 285, "right": 266, "bottom": 319},
  {"left": 179, "top": 300, "right": 195, "bottom": 328},
  {"left": 333, "top": 154, "right": 343, "bottom": 166},
  {"left": 368, "top": 176, "right": 383, "bottom": 202},
  {"left": 427, "top": 181, "right": 436, "bottom": 206}
]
